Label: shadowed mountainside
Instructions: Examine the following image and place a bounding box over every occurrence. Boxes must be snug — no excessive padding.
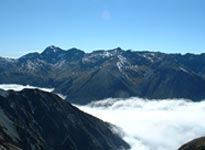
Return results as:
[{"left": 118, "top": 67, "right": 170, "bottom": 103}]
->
[
  {"left": 178, "top": 137, "right": 205, "bottom": 150},
  {"left": 0, "top": 88, "right": 129, "bottom": 150}
]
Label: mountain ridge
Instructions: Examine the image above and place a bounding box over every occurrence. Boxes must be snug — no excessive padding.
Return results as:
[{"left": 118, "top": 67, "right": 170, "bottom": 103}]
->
[
  {"left": 1, "top": 46, "right": 205, "bottom": 104},
  {"left": 178, "top": 137, "right": 205, "bottom": 150},
  {"left": 0, "top": 88, "right": 130, "bottom": 150}
]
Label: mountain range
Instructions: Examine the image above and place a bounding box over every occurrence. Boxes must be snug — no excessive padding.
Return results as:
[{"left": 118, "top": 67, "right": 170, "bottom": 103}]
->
[
  {"left": 0, "top": 88, "right": 129, "bottom": 150},
  {"left": 1, "top": 46, "right": 205, "bottom": 104}
]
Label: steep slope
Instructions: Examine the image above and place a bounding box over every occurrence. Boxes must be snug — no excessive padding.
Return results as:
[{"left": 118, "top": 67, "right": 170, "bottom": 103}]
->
[
  {"left": 0, "top": 89, "right": 130, "bottom": 150},
  {"left": 0, "top": 46, "right": 205, "bottom": 104},
  {"left": 141, "top": 56, "right": 205, "bottom": 101},
  {"left": 178, "top": 137, "right": 205, "bottom": 150},
  {"left": 172, "top": 53, "right": 205, "bottom": 78}
]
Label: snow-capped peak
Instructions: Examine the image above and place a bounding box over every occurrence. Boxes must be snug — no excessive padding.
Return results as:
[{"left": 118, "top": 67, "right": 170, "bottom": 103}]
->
[{"left": 42, "top": 46, "right": 62, "bottom": 55}]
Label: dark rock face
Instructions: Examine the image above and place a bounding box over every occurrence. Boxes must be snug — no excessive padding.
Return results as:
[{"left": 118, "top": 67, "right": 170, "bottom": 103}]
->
[
  {"left": 0, "top": 89, "right": 130, "bottom": 150},
  {"left": 1, "top": 46, "right": 205, "bottom": 104},
  {"left": 178, "top": 137, "right": 205, "bottom": 150}
]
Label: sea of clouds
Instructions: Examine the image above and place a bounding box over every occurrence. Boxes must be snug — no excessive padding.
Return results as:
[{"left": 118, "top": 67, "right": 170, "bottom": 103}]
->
[
  {"left": 77, "top": 97, "right": 205, "bottom": 150},
  {"left": 1, "top": 84, "right": 204, "bottom": 150}
]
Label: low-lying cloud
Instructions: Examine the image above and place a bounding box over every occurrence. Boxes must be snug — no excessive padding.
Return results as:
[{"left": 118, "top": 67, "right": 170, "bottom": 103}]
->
[
  {"left": 0, "top": 84, "right": 54, "bottom": 92},
  {"left": 0, "top": 84, "right": 68, "bottom": 100},
  {"left": 1, "top": 84, "right": 204, "bottom": 149},
  {"left": 77, "top": 97, "right": 205, "bottom": 150}
]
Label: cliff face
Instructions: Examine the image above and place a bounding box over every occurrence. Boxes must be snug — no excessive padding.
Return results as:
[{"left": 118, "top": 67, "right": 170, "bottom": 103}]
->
[{"left": 0, "top": 89, "right": 130, "bottom": 150}]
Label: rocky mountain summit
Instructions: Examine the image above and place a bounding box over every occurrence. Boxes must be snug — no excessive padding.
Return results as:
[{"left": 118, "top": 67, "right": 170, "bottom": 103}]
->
[
  {"left": 0, "top": 46, "right": 205, "bottom": 104},
  {"left": 0, "top": 88, "right": 129, "bottom": 150}
]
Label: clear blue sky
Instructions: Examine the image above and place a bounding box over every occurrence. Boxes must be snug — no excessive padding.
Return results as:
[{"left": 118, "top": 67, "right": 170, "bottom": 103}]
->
[{"left": 0, "top": 0, "right": 205, "bottom": 58}]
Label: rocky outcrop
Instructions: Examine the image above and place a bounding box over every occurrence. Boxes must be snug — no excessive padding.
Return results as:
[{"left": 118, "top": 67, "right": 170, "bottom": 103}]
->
[
  {"left": 0, "top": 89, "right": 130, "bottom": 150},
  {"left": 178, "top": 137, "right": 205, "bottom": 150}
]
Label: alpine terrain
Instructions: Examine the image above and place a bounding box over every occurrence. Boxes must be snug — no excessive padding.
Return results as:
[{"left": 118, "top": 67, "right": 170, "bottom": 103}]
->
[
  {"left": 0, "top": 88, "right": 129, "bottom": 150},
  {"left": 0, "top": 46, "right": 205, "bottom": 104}
]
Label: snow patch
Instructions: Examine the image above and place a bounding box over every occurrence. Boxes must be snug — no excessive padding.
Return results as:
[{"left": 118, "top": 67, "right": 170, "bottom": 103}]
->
[
  {"left": 103, "top": 51, "right": 112, "bottom": 57},
  {"left": 179, "top": 67, "right": 189, "bottom": 73},
  {"left": 25, "top": 60, "right": 37, "bottom": 71},
  {"left": 49, "top": 46, "right": 57, "bottom": 53},
  {"left": 82, "top": 51, "right": 112, "bottom": 63},
  {"left": 116, "top": 55, "right": 129, "bottom": 72},
  {"left": 142, "top": 54, "right": 154, "bottom": 62}
]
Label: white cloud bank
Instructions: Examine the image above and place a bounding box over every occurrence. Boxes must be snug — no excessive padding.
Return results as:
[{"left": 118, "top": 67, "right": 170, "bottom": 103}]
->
[
  {"left": 77, "top": 97, "right": 205, "bottom": 150},
  {"left": 0, "top": 84, "right": 68, "bottom": 100},
  {"left": 1, "top": 84, "right": 204, "bottom": 149},
  {"left": 0, "top": 84, "right": 54, "bottom": 92}
]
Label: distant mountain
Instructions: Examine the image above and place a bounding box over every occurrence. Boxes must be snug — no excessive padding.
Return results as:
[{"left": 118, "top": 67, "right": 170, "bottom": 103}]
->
[
  {"left": 0, "top": 88, "right": 129, "bottom": 150},
  {"left": 178, "top": 137, "right": 205, "bottom": 150},
  {"left": 0, "top": 46, "right": 205, "bottom": 104}
]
